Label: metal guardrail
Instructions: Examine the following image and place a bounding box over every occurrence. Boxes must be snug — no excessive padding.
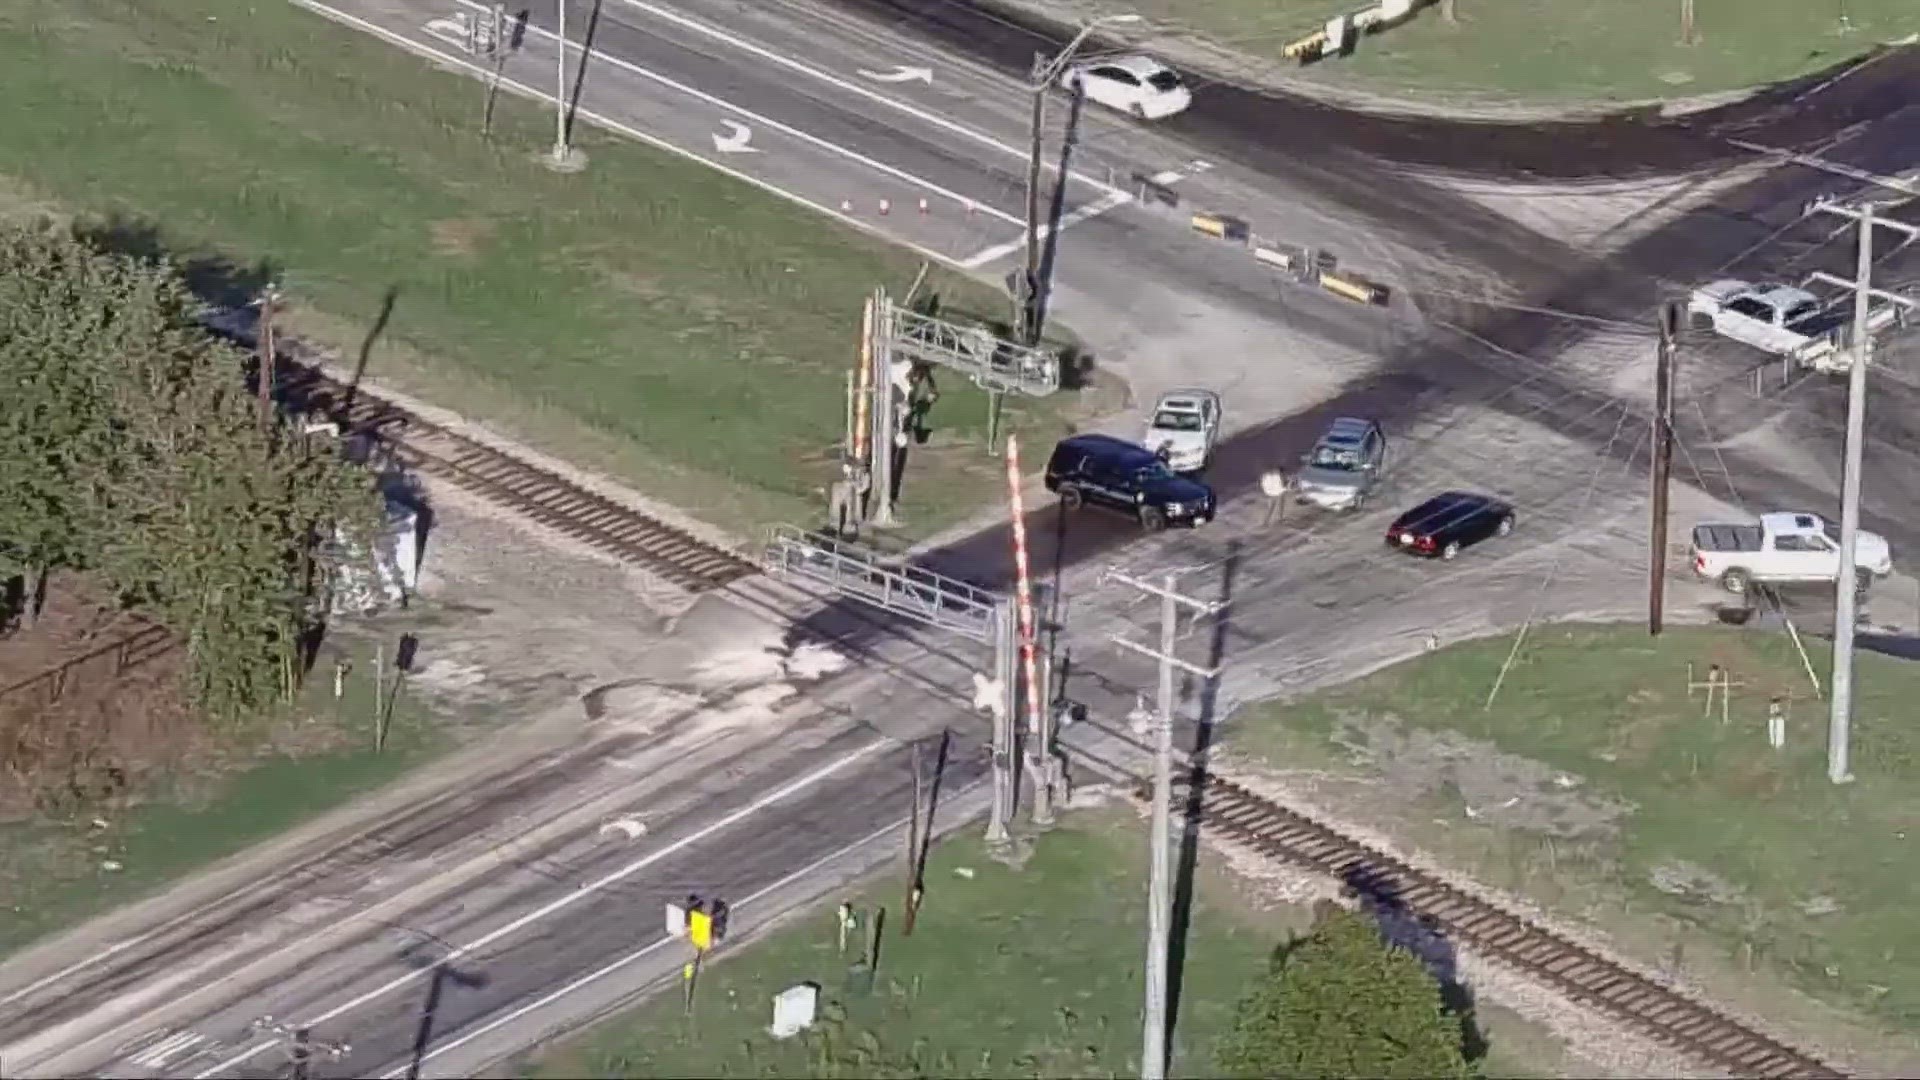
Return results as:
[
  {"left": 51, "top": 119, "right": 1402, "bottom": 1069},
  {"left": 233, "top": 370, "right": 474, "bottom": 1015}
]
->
[{"left": 762, "top": 525, "right": 1002, "bottom": 642}]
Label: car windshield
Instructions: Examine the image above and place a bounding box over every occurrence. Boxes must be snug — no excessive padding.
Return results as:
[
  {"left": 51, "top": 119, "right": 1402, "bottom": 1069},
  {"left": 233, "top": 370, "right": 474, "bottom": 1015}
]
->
[
  {"left": 1152, "top": 409, "right": 1203, "bottom": 432},
  {"left": 1146, "top": 70, "right": 1183, "bottom": 92},
  {"left": 1308, "top": 445, "right": 1363, "bottom": 471},
  {"left": 1133, "top": 462, "right": 1174, "bottom": 484}
]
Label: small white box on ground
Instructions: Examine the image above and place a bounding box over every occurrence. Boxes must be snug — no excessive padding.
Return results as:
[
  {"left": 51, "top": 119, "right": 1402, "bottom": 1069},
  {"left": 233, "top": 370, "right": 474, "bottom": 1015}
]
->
[
  {"left": 769, "top": 983, "right": 819, "bottom": 1039},
  {"left": 664, "top": 902, "right": 688, "bottom": 938}
]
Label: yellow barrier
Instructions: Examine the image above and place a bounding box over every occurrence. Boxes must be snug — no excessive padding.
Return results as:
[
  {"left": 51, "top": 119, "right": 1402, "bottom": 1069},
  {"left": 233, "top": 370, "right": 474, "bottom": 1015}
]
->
[
  {"left": 1190, "top": 211, "right": 1250, "bottom": 243},
  {"left": 1317, "top": 271, "right": 1390, "bottom": 306},
  {"left": 1283, "top": 31, "right": 1328, "bottom": 60}
]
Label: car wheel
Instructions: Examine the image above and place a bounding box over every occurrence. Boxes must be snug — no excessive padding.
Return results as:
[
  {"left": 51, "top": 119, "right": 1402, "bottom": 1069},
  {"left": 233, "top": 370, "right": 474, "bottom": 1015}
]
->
[
  {"left": 1130, "top": 101, "right": 1148, "bottom": 119},
  {"left": 1139, "top": 506, "right": 1167, "bottom": 532},
  {"left": 1059, "top": 485, "right": 1084, "bottom": 510},
  {"left": 1441, "top": 540, "right": 1461, "bottom": 561},
  {"left": 1496, "top": 513, "right": 1515, "bottom": 537},
  {"left": 1720, "top": 568, "right": 1751, "bottom": 595}
]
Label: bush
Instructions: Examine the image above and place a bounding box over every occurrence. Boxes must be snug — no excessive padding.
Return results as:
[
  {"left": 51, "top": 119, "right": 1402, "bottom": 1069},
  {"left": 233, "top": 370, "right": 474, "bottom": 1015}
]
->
[{"left": 1217, "top": 908, "right": 1471, "bottom": 1079}]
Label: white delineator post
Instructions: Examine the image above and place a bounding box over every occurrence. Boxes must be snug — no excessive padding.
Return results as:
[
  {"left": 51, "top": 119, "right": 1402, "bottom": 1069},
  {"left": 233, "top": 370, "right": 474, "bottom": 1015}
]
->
[{"left": 1005, "top": 436, "right": 1053, "bottom": 824}]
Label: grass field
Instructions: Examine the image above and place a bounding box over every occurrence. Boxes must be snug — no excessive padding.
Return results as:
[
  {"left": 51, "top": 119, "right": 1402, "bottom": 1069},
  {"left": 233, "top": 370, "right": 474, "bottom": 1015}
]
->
[
  {"left": 522, "top": 810, "right": 1580, "bottom": 1079},
  {"left": 0, "top": 0, "right": 1101, "bottom": 539},
  {"left": 0, "top": 635, "right": 440, "bottom": 957},
  {"left": 1228, "top": 624, "right": 1920, "bottom": 1043},
  {"left": 1120, "top": 0, "right": 1920, "bottom": 104}
]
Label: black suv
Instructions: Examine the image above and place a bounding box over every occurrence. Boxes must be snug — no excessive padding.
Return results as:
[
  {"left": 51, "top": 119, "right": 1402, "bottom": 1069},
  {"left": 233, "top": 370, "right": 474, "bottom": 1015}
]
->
[{"left": 1044, "top": 433, "right": 1217, "bottom": 531}]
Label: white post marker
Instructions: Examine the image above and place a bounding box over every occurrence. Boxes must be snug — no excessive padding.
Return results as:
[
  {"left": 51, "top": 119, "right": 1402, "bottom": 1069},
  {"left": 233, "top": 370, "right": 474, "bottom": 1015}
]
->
[{"left": 769, "top": 984, "right": 819, "bottom": 1039}]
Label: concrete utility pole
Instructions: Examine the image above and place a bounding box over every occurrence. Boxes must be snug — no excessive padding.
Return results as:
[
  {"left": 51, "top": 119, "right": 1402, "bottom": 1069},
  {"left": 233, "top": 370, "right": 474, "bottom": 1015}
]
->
[
  {"left": 1100, "top": 567, "right": 1223, "bottom": 1080},
  {"left": 1649, "top": 302, "right": 1678, "bottom": 635},
  {"left": 1804, "top": 198, "right": 1920, "bottom": 784}
]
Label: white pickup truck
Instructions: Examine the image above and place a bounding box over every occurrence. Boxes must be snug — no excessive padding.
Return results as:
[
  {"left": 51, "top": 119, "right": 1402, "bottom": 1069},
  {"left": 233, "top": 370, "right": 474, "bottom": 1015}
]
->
[
  {"left": 1690, "top": 511, "right": 1892, "bottom": 596},
  {"left": 1687, "top": 279, "right": 1902, "bottom": 374}
]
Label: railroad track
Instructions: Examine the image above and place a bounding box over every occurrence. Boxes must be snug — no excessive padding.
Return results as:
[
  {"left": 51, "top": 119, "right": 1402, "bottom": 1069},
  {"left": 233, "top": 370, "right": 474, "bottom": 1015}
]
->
[
  {"left": 1188, "top": 773, "right": 1843, "bottom": 1079},
  {"left": 246, "top": 325, "right": 1839, "bottom": 1077},
  {"left": 273, "top": 361, "right": 761, "bottom": 593}
]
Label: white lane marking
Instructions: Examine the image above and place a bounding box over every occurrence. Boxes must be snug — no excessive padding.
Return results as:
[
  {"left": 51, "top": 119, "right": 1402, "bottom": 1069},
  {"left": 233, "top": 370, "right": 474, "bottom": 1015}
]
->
[
  {"left": 1148, "top": 169, "right": 1182, "bottom": 186},
  {"left": 451, "top": 3, "right": 1025, "bottom": 226},
  {"left": 958, "top": 191, "right": 1133, "bottom": 269},
  {"left": 130, "top": 1030, "right": 206, "bottom": 1069},
  {"left": 0, "top": 931, "right": 157, "bottom": 1010},
  {"left": 380, "top": 805, "right": 937, "bottom": 1077},
  {"left": 856, "top": 65, "right": 933, "bottom": 85},
  {"left": 510, "top": 0, "right": 1128, "bottom": 200},
  {"left": 189, "top": 735, "right": 890, "bottom": 1077},
  {"left": 711, "top": 119, "right": 758, "bottom": 154},
  {"left": 286, "top": 0, "right": 974, "bottom": 274}
]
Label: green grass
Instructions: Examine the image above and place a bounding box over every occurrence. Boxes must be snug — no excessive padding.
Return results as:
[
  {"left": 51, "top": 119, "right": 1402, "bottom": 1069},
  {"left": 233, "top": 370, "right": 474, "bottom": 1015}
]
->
[
  {"left": 525, "top": 816, "right": 1276, "bottom": 1079},
  {"left": 0, "top": 639, "right": 440, "bottom": 957},
  {"left": 0, "top": 0, "right": 1101, "bottom": 539},
  {"left": 1115, "top": 0, "right": 1920, "bottom": 104},
  {"left": 1228, "top": 623, "right": 1920, "bottom": 1034}
]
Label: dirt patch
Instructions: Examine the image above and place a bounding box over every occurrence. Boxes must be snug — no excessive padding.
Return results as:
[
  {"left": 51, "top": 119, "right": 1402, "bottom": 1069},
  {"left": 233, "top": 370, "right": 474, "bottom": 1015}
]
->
[
  {"left": 1330, "top": 713, "right": 1632, "bottom": 838},
  {"left": 429, "top": 216, "right": 493, "bottom": 259}
]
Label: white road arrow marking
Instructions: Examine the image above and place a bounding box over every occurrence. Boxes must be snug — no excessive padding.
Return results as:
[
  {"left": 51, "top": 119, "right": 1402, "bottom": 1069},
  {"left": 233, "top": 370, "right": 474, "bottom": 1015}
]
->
[
  {"left": 598, "top": 816, "right": 647, "bottom": 841},
  {"left": 856, "top": 65, "right": 933, "bottom": 85},
  {"left": 710, "top": 120, "right": 758, "bottom": 153}
]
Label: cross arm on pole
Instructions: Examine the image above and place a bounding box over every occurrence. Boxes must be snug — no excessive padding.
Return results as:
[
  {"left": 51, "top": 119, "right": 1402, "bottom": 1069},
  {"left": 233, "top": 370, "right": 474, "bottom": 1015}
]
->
[
  {"left": 1098, "top": 567, "right": 1227, "bottom": 617},
  {"left": 1807, "top": 272, "right": 1920, "bottom": 310},
  {"left": 1808, "top": 200, "right": 1920, "bottom": 236},
  {"left": 1106, "top": 634, "right": 1218, "bottom": 678}
]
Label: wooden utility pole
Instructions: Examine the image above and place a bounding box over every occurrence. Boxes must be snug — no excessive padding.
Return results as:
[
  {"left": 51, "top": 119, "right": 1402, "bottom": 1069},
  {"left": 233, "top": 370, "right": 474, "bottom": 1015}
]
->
[
  {"left": 903, "top": 740, "right": 924, "bottom": 935},
  {"left": 1649, "top": 302, "right": 1677, "bottom": 636},
  {"left": 257, "top": 285, "right": 280, "bottom": 436}
]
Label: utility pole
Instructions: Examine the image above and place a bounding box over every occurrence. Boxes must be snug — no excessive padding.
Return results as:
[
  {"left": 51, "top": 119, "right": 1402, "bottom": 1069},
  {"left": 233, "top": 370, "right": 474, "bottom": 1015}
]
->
[
  {"left": 1019, "top": 51, "right": 1048, "bottom": 347},
  {"left": 1100, "top": 567, "right": 1224, "bottom": 1080},
  {"left": 257, "top": 284, "right": 281, "bottom": 437},
  {"left": 547, "top": 0, "right": 581, "bottom": 169},
  {"left": 1804, "top": 198, "right": 1920, "bottom": 784},
  {"left": 1649, "top": 302, "right": 1678, "bottom": 635}
]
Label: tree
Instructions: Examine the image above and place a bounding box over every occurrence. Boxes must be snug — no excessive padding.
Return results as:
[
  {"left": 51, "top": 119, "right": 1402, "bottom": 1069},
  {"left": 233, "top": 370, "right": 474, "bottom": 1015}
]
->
[
  {"left": 1216, "top": 908, "right": 1471, "bottom": 1080},
  {"left": 0, "top": 221, "right": 380, "bottom": 724}
]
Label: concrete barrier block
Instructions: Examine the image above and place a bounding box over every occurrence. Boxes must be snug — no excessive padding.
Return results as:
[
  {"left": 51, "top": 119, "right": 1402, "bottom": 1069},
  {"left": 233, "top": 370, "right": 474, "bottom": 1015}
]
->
[
  {"left": 1191, "top": 211, "right": 1250, "bottom": 243},
  {"left": 1317, "top": 271, "right": 1391, "bottom": 306}
]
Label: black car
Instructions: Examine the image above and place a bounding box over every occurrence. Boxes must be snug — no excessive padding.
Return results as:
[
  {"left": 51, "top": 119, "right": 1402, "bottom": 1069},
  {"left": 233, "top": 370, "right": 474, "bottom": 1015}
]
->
[
  {"left": 1385, "top": 491, "right": 1515, "bottom": 559},
  {"left": 1045, "top": 433, "right": 1216, "bottom": 531}
]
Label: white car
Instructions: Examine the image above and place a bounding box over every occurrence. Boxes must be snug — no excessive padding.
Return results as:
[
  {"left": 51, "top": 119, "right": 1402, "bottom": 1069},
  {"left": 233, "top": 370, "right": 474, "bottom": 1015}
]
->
[
  {"left": 1059, "top": 55, "right": 1192, "bottom": 120},
  {"left": 1142, "top": 389, "right": 1220, "bottom": 473}
]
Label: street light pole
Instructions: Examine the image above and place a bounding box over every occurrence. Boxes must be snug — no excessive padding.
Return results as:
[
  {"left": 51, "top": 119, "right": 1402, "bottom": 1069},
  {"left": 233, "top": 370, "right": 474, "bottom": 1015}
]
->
[
  {"left": 1016, "top": 13, "right": 1140, "bottom": 346},
  {"left": 553, "top": 0, "right": 569, "bottom": 162}
]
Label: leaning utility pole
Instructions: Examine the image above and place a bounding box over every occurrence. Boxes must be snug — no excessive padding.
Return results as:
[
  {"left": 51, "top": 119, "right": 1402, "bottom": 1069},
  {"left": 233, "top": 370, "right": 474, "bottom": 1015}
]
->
[
  {"left": 1100, "top": 568, "right": 1224, "bottom": 1080},
  {"left": 1804, "top": 198, "right": 1920, "bottom": 784},
  {"left": 1649, "top": 302, "right": 1678, "bottom": 635},
  {"left": 1018, "top": 51, "right": 1048, "bottom": 347}
]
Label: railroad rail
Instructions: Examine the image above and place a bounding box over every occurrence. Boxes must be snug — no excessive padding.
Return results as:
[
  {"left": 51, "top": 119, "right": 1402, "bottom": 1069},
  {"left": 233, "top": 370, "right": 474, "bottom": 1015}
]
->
[
  {"left": 272, "top": 361, "right": 761, "bottom": 593},
  {"left": 1188, "top": 773, "right": 1843, "bottom": 1079}
]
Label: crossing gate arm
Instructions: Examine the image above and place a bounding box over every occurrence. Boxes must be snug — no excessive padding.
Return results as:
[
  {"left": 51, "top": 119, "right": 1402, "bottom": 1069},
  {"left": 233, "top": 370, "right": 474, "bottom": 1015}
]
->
[{"left": 887, "top": 306, "right": 1061, "bottom": 397}]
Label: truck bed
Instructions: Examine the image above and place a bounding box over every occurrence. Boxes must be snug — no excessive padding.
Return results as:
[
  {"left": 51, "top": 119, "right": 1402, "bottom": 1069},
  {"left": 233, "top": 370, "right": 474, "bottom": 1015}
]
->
[{"left": 1692, "top": 524, "right": 1763, "bottom": 552}]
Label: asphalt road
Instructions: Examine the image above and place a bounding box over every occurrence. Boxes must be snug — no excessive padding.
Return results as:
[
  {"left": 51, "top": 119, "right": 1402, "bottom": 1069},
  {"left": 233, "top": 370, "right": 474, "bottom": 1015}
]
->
[{"left": 5, "top": 0, "right": 1920, "bottom": 1075}]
